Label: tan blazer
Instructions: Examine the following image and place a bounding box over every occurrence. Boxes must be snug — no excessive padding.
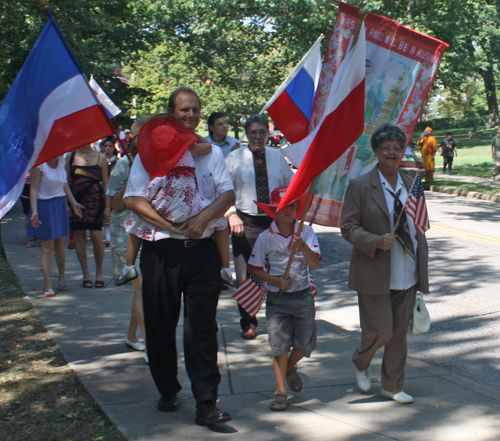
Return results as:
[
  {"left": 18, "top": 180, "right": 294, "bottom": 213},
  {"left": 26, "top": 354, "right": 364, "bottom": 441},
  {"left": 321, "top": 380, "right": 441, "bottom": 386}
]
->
[{"left": 340, "top": 166, "right": 429, "bottom": 295}]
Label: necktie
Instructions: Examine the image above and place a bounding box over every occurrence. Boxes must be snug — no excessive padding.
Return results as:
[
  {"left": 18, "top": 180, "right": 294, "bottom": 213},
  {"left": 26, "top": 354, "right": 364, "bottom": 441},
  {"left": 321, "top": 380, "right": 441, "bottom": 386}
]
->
[
  {"left": 392, "top": 188, "right": 415, "bottom": 259},
  {"left": 253, "top": 151, "right": 270, "bottom": 213}
]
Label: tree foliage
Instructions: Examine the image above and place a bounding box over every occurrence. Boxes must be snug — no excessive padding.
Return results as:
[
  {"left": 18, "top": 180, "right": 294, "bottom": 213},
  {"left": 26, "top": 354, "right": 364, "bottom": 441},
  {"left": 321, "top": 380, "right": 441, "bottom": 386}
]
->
[{"left": 3, "top": 0, "right": 500, "bottom": 129}]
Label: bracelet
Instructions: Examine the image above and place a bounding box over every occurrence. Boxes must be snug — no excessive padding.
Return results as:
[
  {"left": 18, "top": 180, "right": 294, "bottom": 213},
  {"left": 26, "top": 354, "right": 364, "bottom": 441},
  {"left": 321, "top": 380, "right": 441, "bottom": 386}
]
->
[
  {"left": 226, "top": 211, "right": 237, "bottom": 218},
  {"left": 105, "top": 207, "right": 111, "bottom": 211}
]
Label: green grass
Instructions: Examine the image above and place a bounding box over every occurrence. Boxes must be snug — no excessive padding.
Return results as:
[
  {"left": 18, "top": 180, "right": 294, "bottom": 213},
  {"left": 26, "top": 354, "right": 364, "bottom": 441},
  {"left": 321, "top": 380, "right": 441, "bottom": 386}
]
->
[
  {"left": 416, "top": 126, "right": 500, "bottom": 195},
  {"left": 0, "top": 228, "right": 126, "bottom": 441}
]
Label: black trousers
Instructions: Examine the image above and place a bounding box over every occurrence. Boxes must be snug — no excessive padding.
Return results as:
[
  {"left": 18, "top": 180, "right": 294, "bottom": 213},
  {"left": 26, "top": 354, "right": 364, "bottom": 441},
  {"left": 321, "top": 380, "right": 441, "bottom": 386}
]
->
[
  {"left": 141, "top": 238, "right": 222, "bottom": 406},
  {"left": 443, "top": 156, "right": 453, "bottom": 173},
  {"left": 232, "top": 211, "right": 273, "bottom": 331}
]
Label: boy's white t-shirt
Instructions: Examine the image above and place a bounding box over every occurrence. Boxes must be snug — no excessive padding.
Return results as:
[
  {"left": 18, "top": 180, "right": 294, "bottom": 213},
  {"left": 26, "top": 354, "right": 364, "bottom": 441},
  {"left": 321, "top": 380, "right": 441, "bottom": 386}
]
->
[{"left": 248, "top": 220, "right": 321, "bottom": 293}]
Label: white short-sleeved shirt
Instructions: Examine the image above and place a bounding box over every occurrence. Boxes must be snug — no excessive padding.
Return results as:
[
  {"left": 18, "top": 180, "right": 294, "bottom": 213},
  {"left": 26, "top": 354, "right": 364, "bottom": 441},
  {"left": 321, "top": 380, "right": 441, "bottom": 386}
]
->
[
  {"left": 248, "top": 221, "right": 321, "bottom": 292},
  {"left": 225, "top": 146, "right": 294, "bottom": 216},
  {"left": 378, "top": 169, "right": 418, "bottom": 290},
  {"left": 124, "top": 145, "right": 234, "bottom": 240}
]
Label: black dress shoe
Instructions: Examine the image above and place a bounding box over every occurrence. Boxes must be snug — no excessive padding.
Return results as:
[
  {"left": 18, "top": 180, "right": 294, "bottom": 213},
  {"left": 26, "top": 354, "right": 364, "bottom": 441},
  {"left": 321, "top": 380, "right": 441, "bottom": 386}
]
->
[
  {"left": 157, "top": 394, "right": 178, "bottom": 411},
  {"left": 195, "top": 402, "right": 232, "bottom": 426}
]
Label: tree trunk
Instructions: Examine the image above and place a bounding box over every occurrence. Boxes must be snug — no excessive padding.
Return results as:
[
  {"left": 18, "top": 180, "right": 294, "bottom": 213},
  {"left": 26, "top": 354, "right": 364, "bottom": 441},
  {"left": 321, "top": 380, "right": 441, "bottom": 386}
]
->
[{"left": 478, "top": 65, "right": 499, "bottom": 128}]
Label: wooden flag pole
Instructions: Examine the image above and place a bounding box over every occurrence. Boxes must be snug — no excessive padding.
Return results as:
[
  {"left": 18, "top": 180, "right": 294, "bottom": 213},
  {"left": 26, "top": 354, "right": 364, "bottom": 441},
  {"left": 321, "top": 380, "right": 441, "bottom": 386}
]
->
[{"left": 278, "top": 177, "right": 318, "bottom": 296}]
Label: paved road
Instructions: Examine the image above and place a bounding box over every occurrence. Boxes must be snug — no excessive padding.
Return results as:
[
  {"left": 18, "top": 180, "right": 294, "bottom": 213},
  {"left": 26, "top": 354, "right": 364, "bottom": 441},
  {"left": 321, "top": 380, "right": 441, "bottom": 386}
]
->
[{"left": 312, "top": 191, "right": 500, "bottom": 391}]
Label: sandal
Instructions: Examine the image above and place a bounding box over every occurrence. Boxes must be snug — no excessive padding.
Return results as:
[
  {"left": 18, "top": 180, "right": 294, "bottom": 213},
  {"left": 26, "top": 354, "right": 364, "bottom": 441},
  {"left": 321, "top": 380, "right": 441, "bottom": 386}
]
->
[
  {"left": 26, "top": 239, "right": 36, "bottom": 248},
  {"left": 94, "top": 280, "right": 105, "bottom": 288},
  {"left": 269, "top": 393, "right": 288, "bottom": 411},
  {"left": 286, "top": 367, "right": 303, "bottom": 393},
  {"left": 58, "top": 284, "right": 69, "bottom": 292},
  {"left": 43, "top": 290, "right": 55, "bottom": 297},
  {"left": 82, "top": 280, "right": 93, "bottom": 288}
]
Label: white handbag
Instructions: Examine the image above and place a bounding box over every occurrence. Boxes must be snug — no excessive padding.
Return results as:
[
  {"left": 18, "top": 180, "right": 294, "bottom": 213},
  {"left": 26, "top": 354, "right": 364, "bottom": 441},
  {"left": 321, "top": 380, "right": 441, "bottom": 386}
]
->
[{"left": 411, "top": 293, "right": 430, "bottom": 335}]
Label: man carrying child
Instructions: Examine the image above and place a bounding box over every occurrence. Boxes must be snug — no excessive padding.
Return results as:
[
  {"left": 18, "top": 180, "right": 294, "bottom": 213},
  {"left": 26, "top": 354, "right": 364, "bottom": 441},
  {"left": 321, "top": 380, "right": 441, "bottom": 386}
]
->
[{"left": 124, "top": 87, "right": 235, "bottom": 426}]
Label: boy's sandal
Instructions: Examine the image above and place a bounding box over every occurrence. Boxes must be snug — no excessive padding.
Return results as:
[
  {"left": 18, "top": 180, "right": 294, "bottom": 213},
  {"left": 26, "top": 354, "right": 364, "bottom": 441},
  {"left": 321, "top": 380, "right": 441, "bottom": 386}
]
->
[
  {"left": 94, "top": 280, "right": 105, "bottom": 288},
  {"left": 269, "top": 393, "right": 288, "bottom": 411},
  {"left": 43, "top": 290, "right": 56, "bottom": 297},
  {"left": 286, "top": 367, "right": 303, "bottom": 393},
  {"left": 82, "top": 280, "right": 93, "bottom": 288}
]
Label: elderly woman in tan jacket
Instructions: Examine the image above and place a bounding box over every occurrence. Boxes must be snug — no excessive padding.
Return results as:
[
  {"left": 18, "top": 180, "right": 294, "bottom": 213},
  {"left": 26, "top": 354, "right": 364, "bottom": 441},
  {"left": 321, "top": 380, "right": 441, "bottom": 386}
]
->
[{"left": 341, "top": 124, "right": 429, "bottom": 404}]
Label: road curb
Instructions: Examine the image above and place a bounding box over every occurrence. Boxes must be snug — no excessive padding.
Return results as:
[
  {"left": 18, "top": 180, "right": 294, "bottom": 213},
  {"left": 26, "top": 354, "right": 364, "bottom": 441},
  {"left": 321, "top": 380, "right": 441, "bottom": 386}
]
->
[{"left": 424, "top": 184, "right": 500, "bottom": 203}]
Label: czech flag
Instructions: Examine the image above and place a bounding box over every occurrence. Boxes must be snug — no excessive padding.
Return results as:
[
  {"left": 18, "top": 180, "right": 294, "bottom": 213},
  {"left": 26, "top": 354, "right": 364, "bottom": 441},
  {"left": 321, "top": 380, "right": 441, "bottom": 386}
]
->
[
  {"left": 279, "top": 24, "right": 366, "bottom": 211},
  {"left": 261, "top": 37, "right": 322, "bottom": 144},
  {"left": 0, "top": 9, "right": 116, "bottom": 219}
]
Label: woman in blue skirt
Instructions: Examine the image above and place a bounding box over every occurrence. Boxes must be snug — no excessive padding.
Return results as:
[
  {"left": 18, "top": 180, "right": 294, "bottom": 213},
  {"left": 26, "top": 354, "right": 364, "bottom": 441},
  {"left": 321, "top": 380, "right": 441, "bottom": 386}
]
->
[{"left": 27, "top": 156, "right": 83, "bottom": 296}]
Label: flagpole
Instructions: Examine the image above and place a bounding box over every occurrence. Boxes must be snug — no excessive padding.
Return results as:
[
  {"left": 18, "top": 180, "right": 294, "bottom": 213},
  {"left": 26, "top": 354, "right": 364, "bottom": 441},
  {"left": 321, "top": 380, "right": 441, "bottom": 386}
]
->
[
  {"left": 278, "top": 177, "right": 317, "bottom": 296},
  {"left": 391, "top": 172, "right": 418, "bottom": 234},
  {"left": 278, "top": 9, "right": 367, "bottom": 296}
]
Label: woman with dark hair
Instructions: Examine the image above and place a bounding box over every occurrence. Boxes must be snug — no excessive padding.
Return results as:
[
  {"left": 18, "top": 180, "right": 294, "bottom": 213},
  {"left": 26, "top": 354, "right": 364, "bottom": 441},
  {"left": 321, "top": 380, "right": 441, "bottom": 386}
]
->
[
  {"left": 67, "top": 145, "right": 110, "bottom": 288},
  {"left": 340, "top": 124, "right": 429, "bottom": 404}
]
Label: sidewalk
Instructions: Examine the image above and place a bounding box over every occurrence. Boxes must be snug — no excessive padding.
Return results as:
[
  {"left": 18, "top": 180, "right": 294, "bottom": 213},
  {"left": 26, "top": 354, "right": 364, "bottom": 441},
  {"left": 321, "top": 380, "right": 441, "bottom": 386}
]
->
[
  {"left": 2, "top": 201, "right": 500, "bottom": 441},
  {"left": 426, "top": 171, "right": 500, "bottom": 203}
]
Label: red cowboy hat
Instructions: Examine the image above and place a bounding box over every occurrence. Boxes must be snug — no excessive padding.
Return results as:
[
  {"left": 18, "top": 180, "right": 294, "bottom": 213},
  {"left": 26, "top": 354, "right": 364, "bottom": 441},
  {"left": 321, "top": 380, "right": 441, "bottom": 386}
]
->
[
  {"left": 254, "top": 186, "right": 311, "bottom": 220},
  {"left": 137, "top": 114, "right": 198, "bottom": 177}
]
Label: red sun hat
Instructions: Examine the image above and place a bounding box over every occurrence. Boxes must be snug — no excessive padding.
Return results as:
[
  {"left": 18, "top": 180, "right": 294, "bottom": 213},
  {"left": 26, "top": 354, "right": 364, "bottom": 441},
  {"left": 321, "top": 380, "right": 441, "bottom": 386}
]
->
[
  {"left": 137, "top": 114, "right": 198, "bottom": 177},
  {"left": 254, "top": 186, "right": 311, "bottom": 220}
]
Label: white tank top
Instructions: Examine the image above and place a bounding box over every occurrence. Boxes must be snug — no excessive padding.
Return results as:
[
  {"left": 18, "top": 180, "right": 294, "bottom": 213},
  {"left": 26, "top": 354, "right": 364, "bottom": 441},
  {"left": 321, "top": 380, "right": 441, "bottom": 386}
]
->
[{"left": 37, "top": 156, "right": 67, "bottom": 200}]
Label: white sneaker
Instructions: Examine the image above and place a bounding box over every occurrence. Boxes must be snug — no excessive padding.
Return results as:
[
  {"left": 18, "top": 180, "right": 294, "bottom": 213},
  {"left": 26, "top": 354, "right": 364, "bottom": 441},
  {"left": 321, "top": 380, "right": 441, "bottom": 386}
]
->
[
  {"left": 125, "top": 337, "right": 146, "bottom": 351},
  {"left": 355, "top": 367, "right": 371, "bottom": 393},
  {"left": 381, "top": 389, "right": 414, "bottom": 404},
  {"left": 221, "top": 267, "right": 237, "bottom": 287},
  {"left": 144, "top": 353, "right": 149, "bottom": 364}
]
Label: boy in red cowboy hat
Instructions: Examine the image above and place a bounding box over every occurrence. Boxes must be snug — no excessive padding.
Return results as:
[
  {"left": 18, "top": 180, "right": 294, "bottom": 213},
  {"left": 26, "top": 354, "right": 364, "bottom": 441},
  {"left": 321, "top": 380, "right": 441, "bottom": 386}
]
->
[
  {"left": 116, "top": 114, "right": 235, "bottom": 287},
  {"left": 247, "top": 186, "right": 321, "bottom": 411}
]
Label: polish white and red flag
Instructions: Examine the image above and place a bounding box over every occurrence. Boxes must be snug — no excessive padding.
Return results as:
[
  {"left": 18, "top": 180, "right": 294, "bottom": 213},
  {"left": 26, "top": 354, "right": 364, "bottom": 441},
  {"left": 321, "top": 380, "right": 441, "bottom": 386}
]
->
[{"left": 278, "top": 24, "right": 366, "bottom": 211}]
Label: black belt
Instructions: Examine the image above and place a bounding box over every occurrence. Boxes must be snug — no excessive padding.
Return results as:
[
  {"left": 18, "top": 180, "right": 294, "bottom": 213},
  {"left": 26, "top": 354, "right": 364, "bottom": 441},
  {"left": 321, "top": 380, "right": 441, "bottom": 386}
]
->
[{"left": 168, "top": 235, "right": 213, "bottom": 249}]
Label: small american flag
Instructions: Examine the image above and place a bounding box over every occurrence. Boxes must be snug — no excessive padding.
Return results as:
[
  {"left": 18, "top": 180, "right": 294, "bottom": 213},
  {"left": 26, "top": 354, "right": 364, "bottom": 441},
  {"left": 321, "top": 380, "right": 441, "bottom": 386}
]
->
[
  {"left": 232, "top": 274, "right": 267, "bottom": 316},
  {"left": 405, "top": 175, "right": 429, "bottom": 235},
  {"left": 233, "top": 272, "right": 319, "bottom": 316}
]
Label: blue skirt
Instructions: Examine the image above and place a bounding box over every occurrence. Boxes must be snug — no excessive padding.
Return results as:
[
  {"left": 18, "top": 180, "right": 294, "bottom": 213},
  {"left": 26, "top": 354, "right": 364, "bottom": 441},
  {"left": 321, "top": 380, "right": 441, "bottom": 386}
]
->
[{"left": 26, "top": 196, "right": 69, "bottom": 241}]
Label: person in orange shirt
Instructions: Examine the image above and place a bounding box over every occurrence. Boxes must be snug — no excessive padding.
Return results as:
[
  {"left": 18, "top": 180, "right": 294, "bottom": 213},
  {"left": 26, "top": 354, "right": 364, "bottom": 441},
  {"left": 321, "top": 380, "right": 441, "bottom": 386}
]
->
[{"left": 417, "top": 127, "right": 437, "bottom": 182}]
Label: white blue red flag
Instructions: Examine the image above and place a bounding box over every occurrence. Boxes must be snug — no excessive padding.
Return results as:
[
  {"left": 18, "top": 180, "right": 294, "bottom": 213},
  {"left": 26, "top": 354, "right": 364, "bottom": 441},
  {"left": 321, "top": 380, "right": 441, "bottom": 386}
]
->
[
  {"left": 89, "top": 75, "right": 121, "bottom": 119},
  {"left": 405, "top": 175, "right": 429, "bottom": 235},
  {"left": 0, "top": 9, "right": 116, "bottom": 219},
  {"left": 261, "top": 37, "right": 322, "bottom": 144},
  {"left": 279, "top": 24, "right": 366, "bottom": 210}
]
